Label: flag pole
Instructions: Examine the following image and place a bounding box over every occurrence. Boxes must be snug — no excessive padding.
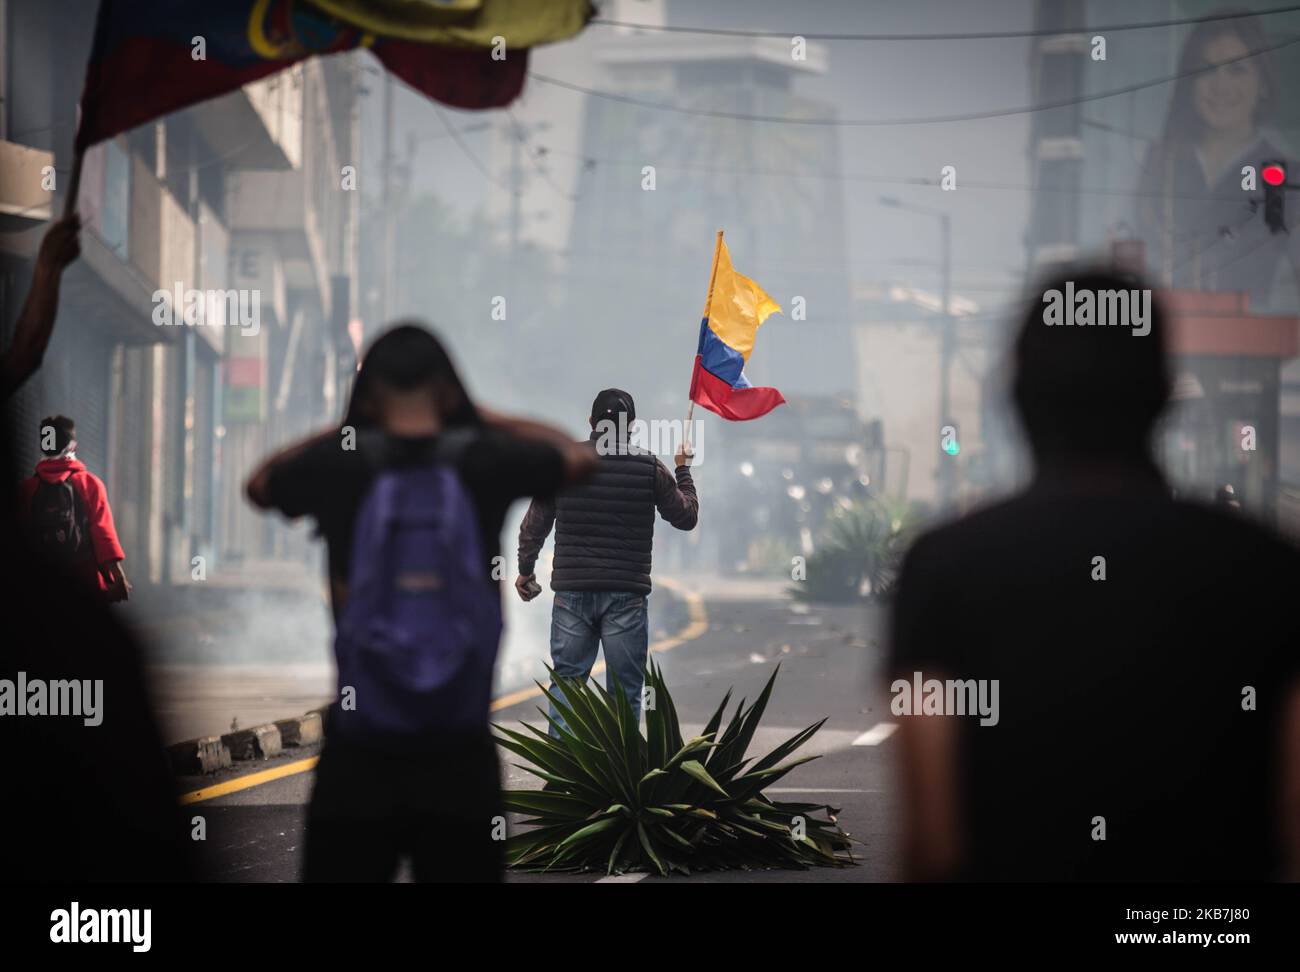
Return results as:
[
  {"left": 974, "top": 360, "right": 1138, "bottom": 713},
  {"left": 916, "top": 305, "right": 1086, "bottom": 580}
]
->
[
  {"left": 685, "top": 230, "right": 724, "bottom": 455},
  {"left": 702, "top": 229, "right": 724, "bottom": 320}
]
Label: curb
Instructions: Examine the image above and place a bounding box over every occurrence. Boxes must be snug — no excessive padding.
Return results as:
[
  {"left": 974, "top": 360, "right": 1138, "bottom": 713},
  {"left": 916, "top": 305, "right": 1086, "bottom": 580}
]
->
[
  {"left": 176, "top": 585, "right": 708, "bottom": 803},
  {"left": 222, "top": 723, "right": 282, "bottom": 761},
  {"left": 167, "top": 708, "right": 328, "bottom": 776},
  {"left": 275, "top": 709, "right": 324, "bottom": 747},
  {"left": 171, "top": 584, "right": 703, "bottom": 780},
  {"left": 166, "top": 735, "right": 231, "bottom": 776}
]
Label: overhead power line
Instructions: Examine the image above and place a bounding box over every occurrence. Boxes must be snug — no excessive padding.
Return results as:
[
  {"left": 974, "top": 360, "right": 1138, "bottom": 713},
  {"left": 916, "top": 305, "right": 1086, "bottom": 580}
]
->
[
  {"left": 432, "top": 105, "right": 513, "bottom": 192},
  {"left": 538, "top": 146, "right": 1264, "bottom": 210},
  {"left": 528, "top": 32, "right": 1300, "bottom": 127},
  {"left": 588, "top": 4, "right": 1300, "bottom": 42},
  {"left": 504, "top": 109, "right": 593, "bottom": 203}
]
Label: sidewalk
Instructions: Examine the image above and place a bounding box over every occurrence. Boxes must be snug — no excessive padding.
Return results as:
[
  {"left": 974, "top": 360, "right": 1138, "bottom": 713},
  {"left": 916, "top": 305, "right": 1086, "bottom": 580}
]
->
[{"left": 148, "top": 664, "right": 334, "bottom": 744}]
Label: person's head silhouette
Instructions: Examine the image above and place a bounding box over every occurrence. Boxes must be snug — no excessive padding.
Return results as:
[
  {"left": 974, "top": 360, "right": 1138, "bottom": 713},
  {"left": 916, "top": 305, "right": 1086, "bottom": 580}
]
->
[{"left": 1012, "top": 268, "right": 1171, "bottom": 468}]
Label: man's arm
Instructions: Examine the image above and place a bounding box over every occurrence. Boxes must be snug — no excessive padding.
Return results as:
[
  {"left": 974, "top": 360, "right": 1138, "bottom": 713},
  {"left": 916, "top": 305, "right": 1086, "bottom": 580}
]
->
[
  {"left": 245, "top": 427, "right": 338, "bottom": 512},
  {"left": 80, "top": 474, "right": 131, "bottom": 602},
  {"left": 81, "top": 474, "right": 126, "bottom": 566},
  {"left": 478, "top": 407, "right": 596, "bottom": 486},
  {"left": 0, "top": 215, "right": 82, "bottom": 401},
  {"left": 653, "top": 451, "right": 698, "bottom": 531},
  {"left": 889, "top": 534, "right": 965, "bottom": 880},
  {"left": 896, "top": 698, "right": 963, "bottom": 880},
  {"left": 515, "top": 496, "right": 556, "bottom": 601}
]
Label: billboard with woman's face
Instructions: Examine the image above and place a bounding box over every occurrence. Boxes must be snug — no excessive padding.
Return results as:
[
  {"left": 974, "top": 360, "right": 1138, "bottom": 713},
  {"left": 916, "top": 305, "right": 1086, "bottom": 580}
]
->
[{"left": 1135, "top": 10, "right": 1299, "bottom": 311}]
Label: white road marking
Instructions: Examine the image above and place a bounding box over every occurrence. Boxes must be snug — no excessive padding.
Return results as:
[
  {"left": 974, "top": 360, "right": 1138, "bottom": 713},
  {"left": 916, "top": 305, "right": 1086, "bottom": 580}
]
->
[
  {"left": 851, "top": 722, "right": 899, "bottom": 746},
  {"left": 597, "top": 872, "right": 649, "bottom": 883},
  {"left": 767, "top": 787, "right": 883, "bottom": 794}
]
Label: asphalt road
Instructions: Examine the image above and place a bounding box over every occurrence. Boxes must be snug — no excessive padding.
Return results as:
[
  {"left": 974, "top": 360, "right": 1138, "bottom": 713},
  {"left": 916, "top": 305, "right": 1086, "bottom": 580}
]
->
[{"left": 179, "top": 585, "right": 902, "bottom": 883}]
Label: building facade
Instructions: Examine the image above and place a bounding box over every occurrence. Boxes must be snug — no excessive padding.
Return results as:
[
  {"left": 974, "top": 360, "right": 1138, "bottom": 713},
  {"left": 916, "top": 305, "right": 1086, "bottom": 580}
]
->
[{"left": 1, "top": 0, "right": 360, "bottom": 591}]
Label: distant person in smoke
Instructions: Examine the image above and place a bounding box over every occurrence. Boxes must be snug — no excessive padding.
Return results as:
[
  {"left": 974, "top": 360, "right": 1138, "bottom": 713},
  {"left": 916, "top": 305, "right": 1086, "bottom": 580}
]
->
[
  {"left": 17, "top": 414, "right": 131, "bottom": 602},
  {"left": 246, "top": 322, "right": 595, "bottom": 882},
  {"left": 1136, "top": 9, "right": 1299, "bottom": 307},
  {"left": 889, "top": 268, "right": 1300, "bottom": 882}
]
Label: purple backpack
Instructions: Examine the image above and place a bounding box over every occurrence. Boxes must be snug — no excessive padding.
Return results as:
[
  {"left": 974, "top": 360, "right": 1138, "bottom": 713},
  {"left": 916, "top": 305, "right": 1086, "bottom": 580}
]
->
[{"left": 333, "top": 449, "right": 502, "bottom": 739}]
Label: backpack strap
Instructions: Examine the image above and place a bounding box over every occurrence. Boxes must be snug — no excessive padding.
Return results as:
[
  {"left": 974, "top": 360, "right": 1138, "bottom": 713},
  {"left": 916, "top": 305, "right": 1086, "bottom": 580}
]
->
[
  {"left": 435, "top": 427, "right": 478, "bottom": 465},
  {"left": 355, "top": 426, "right": 479, "bottom": 472},
  {"left": 66, "top": 473, "right": 91, "bottom": 529},
  {"left": 355, "top": 428, "right": 392, "bottom": 475}
]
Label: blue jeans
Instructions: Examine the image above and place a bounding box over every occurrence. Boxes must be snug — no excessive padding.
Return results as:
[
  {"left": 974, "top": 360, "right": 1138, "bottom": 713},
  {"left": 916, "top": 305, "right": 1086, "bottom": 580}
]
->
[{"left": 547, "top": 591, "right": 649, "bottom": 737}]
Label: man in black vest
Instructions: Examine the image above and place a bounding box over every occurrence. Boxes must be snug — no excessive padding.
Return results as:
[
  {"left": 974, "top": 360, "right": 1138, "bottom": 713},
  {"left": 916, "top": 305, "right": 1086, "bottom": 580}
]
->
[{"left": 516, "top": 388, "right": 698, "bottom": 732}]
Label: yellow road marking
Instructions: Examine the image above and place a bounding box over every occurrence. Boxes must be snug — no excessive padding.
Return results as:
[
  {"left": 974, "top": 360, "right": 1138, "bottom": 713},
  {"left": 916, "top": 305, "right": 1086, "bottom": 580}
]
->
[
  {"left": 179, "top": 756, "right": 319, "bottom": 805},
  {"left": 177, "top": 580, "right": 709, "bottom": 806}
]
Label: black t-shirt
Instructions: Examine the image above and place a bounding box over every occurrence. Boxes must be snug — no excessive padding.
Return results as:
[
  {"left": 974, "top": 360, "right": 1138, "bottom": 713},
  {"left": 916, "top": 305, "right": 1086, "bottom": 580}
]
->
[
  {"left": 889, "top": 479, "right": 1300, "bottom": 881},
  {"left": 265, "top": 427, "right": 565, "bottom": 609}
]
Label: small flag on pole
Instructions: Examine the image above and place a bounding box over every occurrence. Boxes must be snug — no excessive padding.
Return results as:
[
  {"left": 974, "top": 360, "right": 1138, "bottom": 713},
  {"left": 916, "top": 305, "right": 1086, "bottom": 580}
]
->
[{"left": 688, "top": 231, "right": 785, "bottom": 421}]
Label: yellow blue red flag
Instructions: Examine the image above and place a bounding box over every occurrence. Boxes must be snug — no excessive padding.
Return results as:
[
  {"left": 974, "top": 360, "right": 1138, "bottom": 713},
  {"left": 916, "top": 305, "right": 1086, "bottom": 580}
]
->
[
  {"left": 74, "top": 0, "right": 592, "bottom": 152},
  {"left": 689, "top": 232, "right": 785, "bottom": 421}
]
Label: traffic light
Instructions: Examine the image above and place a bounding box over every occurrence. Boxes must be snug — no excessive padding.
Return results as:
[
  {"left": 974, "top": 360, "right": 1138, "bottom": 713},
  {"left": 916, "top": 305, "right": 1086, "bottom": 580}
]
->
[{"left": 1262, "top": 159, "right": 1287, "bottom": 234}]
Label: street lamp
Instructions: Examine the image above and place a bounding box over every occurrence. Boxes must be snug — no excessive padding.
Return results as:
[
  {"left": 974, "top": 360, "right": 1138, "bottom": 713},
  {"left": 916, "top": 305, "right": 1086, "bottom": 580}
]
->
[{"left": 878, "top": 195, "right": 955, "bottom": 511}]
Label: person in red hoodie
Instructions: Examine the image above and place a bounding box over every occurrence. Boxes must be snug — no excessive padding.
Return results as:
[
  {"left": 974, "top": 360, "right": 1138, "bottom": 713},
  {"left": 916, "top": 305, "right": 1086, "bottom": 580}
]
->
[{"left": 19, "top": 414, "right": 131, "bottom": 602}]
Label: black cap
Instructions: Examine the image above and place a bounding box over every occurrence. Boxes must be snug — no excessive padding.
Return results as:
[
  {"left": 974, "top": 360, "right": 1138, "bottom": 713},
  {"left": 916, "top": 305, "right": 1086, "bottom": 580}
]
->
[{"left": 591, "top": 388, "right": 635, "bottom": 423}]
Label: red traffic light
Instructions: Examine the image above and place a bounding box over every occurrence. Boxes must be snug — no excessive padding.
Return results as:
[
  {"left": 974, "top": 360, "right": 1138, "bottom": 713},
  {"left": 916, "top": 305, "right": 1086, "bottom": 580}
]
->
[{"left": 1262, "top": 162, "right": 1286, "bottom": 187}]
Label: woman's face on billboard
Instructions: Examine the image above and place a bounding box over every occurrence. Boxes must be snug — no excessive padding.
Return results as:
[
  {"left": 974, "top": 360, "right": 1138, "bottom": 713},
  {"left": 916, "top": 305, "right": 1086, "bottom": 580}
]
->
[{"left": 1193, "top": 33, "right": 1264, "bottom": 134}]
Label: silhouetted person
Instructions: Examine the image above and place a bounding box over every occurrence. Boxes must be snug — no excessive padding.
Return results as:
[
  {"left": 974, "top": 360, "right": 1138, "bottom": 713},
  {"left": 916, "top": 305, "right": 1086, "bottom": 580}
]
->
[
  {"left": 0, "top": 509, "right": 188, "bottom": 881},
  {"left": 890, "top": 269, "right": 1300, "bottom": 882},
  {"left": 246, "top": 323, "right": 594, "bottom": 882},
  {"left": 1214, "top": 483, "right": 1243, "bottom": 513},
  {"left": 1, "top": 216, "right": 190, "bottom": 882}
]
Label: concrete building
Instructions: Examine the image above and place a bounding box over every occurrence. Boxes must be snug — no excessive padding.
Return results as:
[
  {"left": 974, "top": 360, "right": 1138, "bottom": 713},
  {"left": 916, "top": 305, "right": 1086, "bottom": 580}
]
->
[
  {"left": 558, "top": 13, "right": 854, "bottom": 411},
  {"left": 851, "top": 282, "right": 995, "bottom": 508},
  {"left": 1, "top": 0, "right": 360, "bottom": 592}
]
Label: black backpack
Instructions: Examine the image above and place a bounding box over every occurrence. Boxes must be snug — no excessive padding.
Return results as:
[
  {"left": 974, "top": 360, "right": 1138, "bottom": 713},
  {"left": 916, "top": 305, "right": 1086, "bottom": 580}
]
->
[{"left": 31, "top": 479, "right": 87, "bottom": 561}]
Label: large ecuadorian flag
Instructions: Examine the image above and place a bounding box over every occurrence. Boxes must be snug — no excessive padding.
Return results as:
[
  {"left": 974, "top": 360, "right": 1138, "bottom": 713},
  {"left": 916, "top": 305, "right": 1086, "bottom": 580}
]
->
[
  {"left": 74, "top": 0, "right": 593, "bottom": 152},
  {"left": 689, "top": 232, "right": 786, "bottom": 421}
]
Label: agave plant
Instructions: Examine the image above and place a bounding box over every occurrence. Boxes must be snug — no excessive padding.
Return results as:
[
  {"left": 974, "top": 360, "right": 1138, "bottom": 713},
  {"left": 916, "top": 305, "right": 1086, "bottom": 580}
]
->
[
  {"left": 493, "top": 663, "right": 857, "bottom": 875},
  {"left": 790, "top": 495, "right": 921, "bottom": 603}
]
